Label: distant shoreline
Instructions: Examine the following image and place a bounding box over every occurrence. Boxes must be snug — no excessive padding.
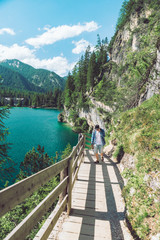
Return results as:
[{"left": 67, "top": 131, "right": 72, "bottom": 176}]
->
[{"left": 35, "top": 106, "right": 60, "bottom": 110}]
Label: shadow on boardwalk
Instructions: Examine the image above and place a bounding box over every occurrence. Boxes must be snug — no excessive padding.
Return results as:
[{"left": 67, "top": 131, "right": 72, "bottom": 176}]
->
[
  {"left": 50, "top": 149, "right": 132, "bottom": 240},
  {"left": 70, "top": 150, "right": 126, "bottom": 240}
]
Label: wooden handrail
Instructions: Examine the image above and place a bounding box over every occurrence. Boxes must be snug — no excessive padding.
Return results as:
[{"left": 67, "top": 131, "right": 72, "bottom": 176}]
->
[{"left": 0, "top": 134, "right": 85, "bottom": 240}]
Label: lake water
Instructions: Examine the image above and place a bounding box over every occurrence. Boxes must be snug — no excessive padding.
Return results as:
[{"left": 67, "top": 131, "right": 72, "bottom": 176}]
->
[{"left": 2, "top": 107, "right": 78, "bottom": 186}]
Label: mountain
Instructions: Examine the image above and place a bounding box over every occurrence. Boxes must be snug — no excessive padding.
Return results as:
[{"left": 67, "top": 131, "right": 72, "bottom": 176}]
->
[
  {"left": 0, "top": 65, "right": 42, "bottom": 92},
  {"left": 0, "top": 59, "right": 65, "bottom": 92}
]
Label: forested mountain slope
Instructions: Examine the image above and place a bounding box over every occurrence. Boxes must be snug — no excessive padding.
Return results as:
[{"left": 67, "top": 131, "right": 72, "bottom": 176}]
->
[
  {"left": 0, "top": 59, "right": 65, "bottom": 92},
  {"left": 60, "top": 0, "right": 160, "bottom": 239},
  {"left": 0, "top": 65, "right": 42, "bottom": 92}
]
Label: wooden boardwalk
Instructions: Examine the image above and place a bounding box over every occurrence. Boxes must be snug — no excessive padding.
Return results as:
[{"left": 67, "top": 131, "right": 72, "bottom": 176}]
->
[{"left": 48, "top": 150, "right": 133, "bottom": 240}]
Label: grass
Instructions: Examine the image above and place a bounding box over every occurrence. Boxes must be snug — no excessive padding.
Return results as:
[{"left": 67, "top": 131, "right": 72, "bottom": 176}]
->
[{"left": 109, "top": 94, "right": 160, "bottom": 239}]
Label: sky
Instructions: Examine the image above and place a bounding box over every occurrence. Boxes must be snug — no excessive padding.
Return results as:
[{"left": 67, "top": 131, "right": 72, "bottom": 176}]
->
[{"left": 0, "top": 0, "right": 124, "bottom": 76}]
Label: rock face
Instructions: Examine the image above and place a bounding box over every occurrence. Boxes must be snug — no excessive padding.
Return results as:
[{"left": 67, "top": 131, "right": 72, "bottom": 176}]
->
[
  {"left": 61, "top": 105, "right": 106, "bottom": 130},
  {"left": 58, "top": 112, "right": 66, "bottom": 122},
  {"left": 118, "top": 153, "right": 136, "bottom": 173},
  {"left": 62, "top": 96, "right": 113, "bottom": 130},
  {"left": 139, "top": 43, "right": 160, "bottom": 104},
  {"left": 109, "top": 5, "right": 160, "bottom": 105},
  {"left": 111, "top": 9, "right": 152, "bottom": 65},
  {"left": 79, "top": 107, "right": 105, "bottom": 130},
  {"left": 63, "top": 3, "right": 159, "bottom": 130}
]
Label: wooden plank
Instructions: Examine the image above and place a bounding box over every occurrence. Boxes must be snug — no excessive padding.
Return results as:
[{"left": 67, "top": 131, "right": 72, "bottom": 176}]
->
[
  {"left": 0, "top": 157, "right": 70, "bottom": 218},
  {"left": 34, "top": 195, "right": 68, "bottom": 240},
  {"left": 4, "top": 176, "right": 68, "bottom": 240}
]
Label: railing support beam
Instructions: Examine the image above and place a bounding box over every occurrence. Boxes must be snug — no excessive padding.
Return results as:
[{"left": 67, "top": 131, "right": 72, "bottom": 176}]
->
[{"left": 67, "top": 156, "right": 73, "bottom": 215}]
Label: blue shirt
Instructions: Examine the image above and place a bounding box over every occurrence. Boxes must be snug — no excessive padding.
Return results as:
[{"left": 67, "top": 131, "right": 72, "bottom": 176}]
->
[{"left": 91, "top": 128, "right": 106, "bottom": 146}]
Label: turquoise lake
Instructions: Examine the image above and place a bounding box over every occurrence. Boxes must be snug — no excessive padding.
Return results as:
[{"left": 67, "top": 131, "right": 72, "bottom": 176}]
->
[{"left": 3, "top": 107, "right": 78, "bottom": 186}]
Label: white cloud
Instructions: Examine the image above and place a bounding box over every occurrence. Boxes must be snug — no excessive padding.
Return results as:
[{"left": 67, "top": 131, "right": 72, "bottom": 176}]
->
[
  {"left": 23, "top": 57, "right": 76, "bottom": 76},
  {"left": 25, "top": 21, "right": 100, "bottom": 48},
  {"left": 0, "top": 44, "right": 35, "bottom": 60},
  {"left": 0, "top": 28, "right": 15, "bottom": 35},
  {"left": 0, "top": 44, "right": 75, "bottom": 76},
  {"left": 72, "top": 39, "right": 95, "bottom": 54}
]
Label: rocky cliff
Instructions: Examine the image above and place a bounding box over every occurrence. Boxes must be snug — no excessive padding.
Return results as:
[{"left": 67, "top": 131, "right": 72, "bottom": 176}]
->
[
  {"left": 110, "top": 6, "right": 160, "bottom": 105},
  {"left": 62, "top": 1, "right": 159, "bottom": 129}
]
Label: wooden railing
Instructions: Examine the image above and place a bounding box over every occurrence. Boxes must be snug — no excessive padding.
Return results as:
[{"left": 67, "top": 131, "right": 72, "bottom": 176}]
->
[{"left": 0, "top": 134, "right": 85, "bottom": 240}]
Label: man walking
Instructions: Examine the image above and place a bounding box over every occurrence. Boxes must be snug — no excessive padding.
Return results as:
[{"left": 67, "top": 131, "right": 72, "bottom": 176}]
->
[{"left": 91, "top": 124, "right": 105, "bottom": 163}]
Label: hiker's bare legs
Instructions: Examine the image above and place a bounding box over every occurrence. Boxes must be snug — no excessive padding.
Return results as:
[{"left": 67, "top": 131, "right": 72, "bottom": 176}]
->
[{"left": 95, "top": 153, "right": 99, "bottom": 161}]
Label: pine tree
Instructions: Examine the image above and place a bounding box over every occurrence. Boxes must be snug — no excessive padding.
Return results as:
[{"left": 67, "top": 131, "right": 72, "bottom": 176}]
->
[
  {"left": 20, "top": 145, "right": 53, "bottom": 176},
  {"left": 64, "top": 73, "right": 75, "bottom": 109},
  {"left": 96, "top": 34, "right": 102, "bottom": 50},
  {"left": 82, "top": 46, "right": 91, "bottom": 88},
  {"left": 87, "top": 51, "right": 97, "bottom": 91},
  {"left": 0, "top": 107, "right": 10, "bottom": 164}
]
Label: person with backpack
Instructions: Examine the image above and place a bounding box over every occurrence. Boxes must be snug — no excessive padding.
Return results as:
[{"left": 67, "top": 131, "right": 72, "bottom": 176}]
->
[{"left": 91, "top": 124, "right": 105, "bottom": 163}]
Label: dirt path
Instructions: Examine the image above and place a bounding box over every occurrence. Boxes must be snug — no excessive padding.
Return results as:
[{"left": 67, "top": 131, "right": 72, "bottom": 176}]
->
[{"left": 48, "top": 149, "right": 133, "bottom": 240}]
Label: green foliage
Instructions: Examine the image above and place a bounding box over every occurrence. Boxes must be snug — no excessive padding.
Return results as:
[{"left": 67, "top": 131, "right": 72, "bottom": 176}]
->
[
  {"left": 0, "top": 106, "right": 15, "bottom": 187},
  {"left": 0, "top": 177, "right": 59, "bottom": 239},
  {"left": 64, "top": 35, "right": 109, "bottom": 111},
  {"left": 108, "top": 32, "right": 118, "bottom": 54},
  {"left": 0, "top": 65, "right": 42, "bottom": 92},
  {"left": 0, "top": 142, "right": 73, "bottom": 239},
  {"left": 116, "top": 0, "right": 130, "bottom": 31},
  {"left": 61, "top": 143, "right": 72, "bottom": 159},
  {"left": 72, "top": 117, "right": 89, "bottom": 133},
  {"left": 108, "top": 0, "right": 160, "bottom": 54},
  {"left": 113, "top": 144, "right": 124, "bottom": 159},
  {"left": 68, "top": 110, "right": 79, "bottom": 122},
  {"left": 93, "top": 74, "right": 117, "bottom": 107},
  {"left": 0, "top": 86, "right": 63, "bottom": 109},
  {"left": 0, "top": 59, "right": 65, "bottom": 92},
  {"left": 115, "top": 0, "right": 154, "bottom": 32},
  {"left": 0, "top": 106, "right": 10, "bottom": 162},
  {"left": 105, "top": 4, "right": 160, "bottom": 111},
  {"left": 119, "top": 47, "right": 157, "bottom": 109},
  {"left": 19, "top": 145, "right": 54, "bottom": 176},
  {"left": 108, "top": 94, "right": 160, "bottom": 239},
  {"left": 87, "top": 52, "right": 97, "bottom": 90},
  {"left": 122, "top": 168, "right": 159, "bottom": 239},
  {"left": 64, "top": 73, "right": 75, "bottom": 109}
]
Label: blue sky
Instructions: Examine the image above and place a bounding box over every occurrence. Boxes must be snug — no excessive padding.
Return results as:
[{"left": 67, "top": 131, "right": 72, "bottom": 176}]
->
[{"left": 0, "top": 0, "right": 124, "bottom": 76}]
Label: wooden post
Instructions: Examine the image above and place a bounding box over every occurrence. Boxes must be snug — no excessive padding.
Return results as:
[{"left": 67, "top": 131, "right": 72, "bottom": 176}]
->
[
  {"left": 59, "top": 168, "right": 68, "bottom": 203},
  {"left": 67, "top": 156, "right": 73, "bottom": 215}
]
